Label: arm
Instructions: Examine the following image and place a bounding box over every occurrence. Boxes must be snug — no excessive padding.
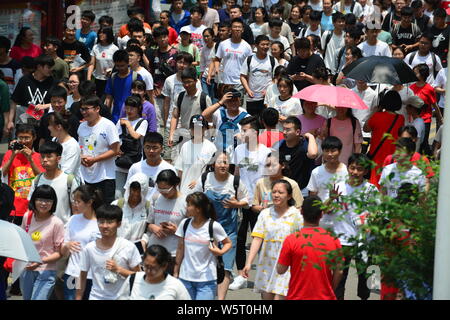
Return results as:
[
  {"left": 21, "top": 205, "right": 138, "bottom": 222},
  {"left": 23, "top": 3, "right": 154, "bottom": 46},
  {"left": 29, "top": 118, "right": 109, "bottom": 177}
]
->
[
  {"left": 121, "top": 120, "right": 144, "bottom": 139},
  {"left": 209, "top": 237, "right": 232, "bottom": 256},
  {"left": 21, "top": 148, "right": 43, "bottom": 176},
  {"left": 163, "top": 96, "right": 171, "bottom": 127},
  {"left": 168, "top": 107, "right": 179, "bottom": 147},
  {"left": 240, "top": 74, "right": 254, "bottom": 98},
  {"left": 82, "top": 142, "right": 120, "bottom": 167},
  {"left": 305, "top": 132, "right": 318, "bottom": 159},
  {"left": 202, "top": 92, "right": 230, "bottom": 122},
  {"left": 104, "top": 94, "right": 113, "bottom": 111},
  {"left": 173, "top": 237, "right": 184, "bottom": 278},
  {"left": 277, "top": 263, "right": 289, "bottom": 275},
  {"left": 41, "top": 252, "right": 61, "bottom": 265},
  {"left": 242, "top": 237, "right": 263, "bottom": 278},
  {"left": 332, "top": 268, "right": 344, "bottom": 291},
  {"left": 105, "top": 260, "right": 140, "bottom": 278},
  {"left": 75, "top": 271, "right": 87, "bottom": 300},
  {"left": 5, "top": 101, "right": 17, "bottom": 135},
  {"left": 87, "top": 56, "right": 95, "bottom": 81},
  {"left": 147, "top": 90, "right": 155, "bottom": 106},
  {"left": 2, "top": 150, "right": 17, "bottom": 177}
]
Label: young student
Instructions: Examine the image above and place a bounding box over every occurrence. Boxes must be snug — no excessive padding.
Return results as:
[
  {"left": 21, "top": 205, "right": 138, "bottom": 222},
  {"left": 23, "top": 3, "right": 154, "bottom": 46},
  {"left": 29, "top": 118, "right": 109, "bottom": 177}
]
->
[
  {"left": 391, "top": 7, "right": 421, "bottom": 55},
  {"left": 298, "top": 10, "right": 322, "bottom": 38},
  {"left": 379, "top": 137, "right": 427, "bottom": 198},
  {"left": 126, "top": 132, "right": 177, "bottom": 200},
  {"left": 321, "top": 12, "right": 346, "bottom": 76},
  {"left": 20, "top": 185, "right": 65, "bottom": 300},
  {"left": 180, "top": 6, "right": 207, "bottom": 51},
  {"left": 405, "top": 95, "right": 425, "bottom": 152},
  {"left": 57, "top": 24, "right": 92, "bottom": 74},
  {"left": 76, "top": 10, "right": 97, "bottom": 52},
  {"left": 298, "top": 99, "right": 326, "bottom": 137},
  {"left": 260, "top": 4, "right": 295, "bottom": 46},
  {"left": 268, "top": 77, "right": 303, "bottom": 129},
  {"left": 160, "top": 11, "right": 179, "bottom": 46},
  {"left": 268, "top": 19, "right": 294, "bottom": 58},
  {"left": 169, "top": 0, "right": 191, "bottom": 34},
  {"left": 174, "top": 115, "right": 216, "bottom": 195},
  {"left": 270, "top": 41, "right": 289, "bottom": 67},
  {"left": 76, "top": 204, "right": 142, "bottom": 300},
  {"left": 240, "top": 35, "right": 278, "bottom": 117},
  {"left": 333, "top": 0, "right": 364, "bottom": 20},
  {"left": 277, "top": 196, "right": 343, "bottom": 300},
  {"left": 115, "top": 95, "right": 149, "bottom": 198},
  {"left": 335, "top": 26, "right": 362, "bottom": 74},
  {"left": 307, "top": 136, "right": 348, "bottom": 229},
  {"left": 357, "top": 27, "right": 392, "bottom": 57},
  {"left": 411, "top": 0, "right": 429, "bottom": 33},
  {"left": 43, "top": 37, "right": 69, "bottom": 82},
  {"left": 327, "top": 153, "right": 377, "bottom": 300},
  {"left": 228, "top": 4, "right": 255, "bottom": 48},
  {"left": 77, "top": 95, "right": 120, "bottom": 205},
  {"left": 200, "top": 28, "right": 218, "bottom": 103},
  {"left": 264, "top": 66, "right": 299, "bottom": 107},
  {"left": 199, "top": 0, "right": 220, "bottom": 33},
  {"left": 176, "top": 30, "right": 201, "bottom": 69},
  {"left": 258, "top": 107, "right": 285, "bottom": 148},
  {"left": 104, "top": 49, "right": 143, "bottom": 123},
  {"left": 0, "top": 36, "right": 22, "bottom": 95},
  {"left": 118, "top": 6, "right": 152, "bottom": 38},
  {"left": 428, "top": 8, "right": 449, "bottom": 69},
  {"left": 250, "top": 7, "right": 269, "bottom": 38},
  {"left": 169, "top": 67, "right": 212, "bottom": 150},
  {"left": 1, "top": 124, "right": 44, "bottom": 224}
]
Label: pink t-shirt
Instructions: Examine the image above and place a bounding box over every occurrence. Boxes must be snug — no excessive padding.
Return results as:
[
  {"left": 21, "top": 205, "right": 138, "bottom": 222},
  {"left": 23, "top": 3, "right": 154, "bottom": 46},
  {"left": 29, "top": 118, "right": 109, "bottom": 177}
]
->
[
  {"left": 323, "top": 118, "right": 363, "bottom": 165},
  {"left": 21, "top": 211, "right": 65, "bottom": 271},
  {"left": 298, "top": 114, "right": 326, "bottom": 135}
]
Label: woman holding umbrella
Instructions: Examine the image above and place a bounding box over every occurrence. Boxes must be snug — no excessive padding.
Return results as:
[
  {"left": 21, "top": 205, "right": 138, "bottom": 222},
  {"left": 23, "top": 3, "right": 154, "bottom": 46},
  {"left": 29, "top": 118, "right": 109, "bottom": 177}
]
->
[{"left": 363, "top": 90, "right": 405, "bottom": 187}]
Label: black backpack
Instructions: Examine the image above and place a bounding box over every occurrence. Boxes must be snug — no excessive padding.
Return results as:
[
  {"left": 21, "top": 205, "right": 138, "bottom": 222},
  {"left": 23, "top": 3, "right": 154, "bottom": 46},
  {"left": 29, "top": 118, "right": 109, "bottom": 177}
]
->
[
  {"left": 201, "top": 171, "right": 240, "bottom": 198},
  {"left": 246, "top": 54, "right": 276, "bottom": 74},
  {"left": 115, "top": 119, "right": 145, "bottom": 169}
]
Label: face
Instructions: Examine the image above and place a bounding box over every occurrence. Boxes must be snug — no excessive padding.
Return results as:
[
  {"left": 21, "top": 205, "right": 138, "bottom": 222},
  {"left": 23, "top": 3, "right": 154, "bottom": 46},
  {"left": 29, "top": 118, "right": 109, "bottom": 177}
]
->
[
  {"left": 41, "top": 153, "right": 60, "bottom": 171},
  {"left": 24, "top": 29, "right": 34, "bottom": 43},
  {"left": 131, "top": 32, "right": 145, "bottom": 45},
  {"left": 345, "top": 33, "right": 356, "bottom": 47},
  {"left": 199, "top": 0, "right": 209, "bottom": 7},
  {"left": 218, "top": 27, "right": 230, "bottom": 40},
  {"left": 255, "top": 9, "right": 264, "bottom": 21},
  {"left": 180, "top": 33, "right": 191, "bottom": 43},
  {"left": 80, "top": 104, "right": 100, "bottom": 122},
  {"left": 345, "top": 48, "right": 355, "bottom": 63},
  {"left": 68, "top": 75, "right": 80, "bottom": 92},
  {"left": 191, "top": 12, "right": 203, "bottom": 23},
  {"left": 131, "top": 87, "right": 145, "bottom": 97},
  {"left": 310, "top": 20, "right": 320, "bottom": 29},
  {"left": 128, "top": 188, "right": 141, "bottom": 203},
  {"left": 156, "top": 34, "right": 169, "bottom": 47},
  {"left": 278, "top": 81, "right": 291, "bottom": 97},
  {"left": 366, "top": 29, "right": 379, "bottom": 41},
  {"left": 395, "top": 0, "right": 406, "bottom": 12},
  {"left": 434, "top": 16, "right": 446, "bottom": 27},
  {"left": 203, "top": 31, "right": 214, "bottom": 44},
  {"left": 125, "top": 105, "right": 139, "bottom": 119},
  {"left": 65, "top": 28, "right": 76, "bottom": 41},
  {"left": 48, "top": 123, "right": 59, "bottom": 138},
  {"left": 263, "top": 157, "right": 283, "bottom": 177},
  {"left": 302, "top": 9, "right": 311, "bottom": 21},
  {"left": 271, "top": 11, "right": 281, "bottom": 20},
  {"left": 348, "top": 162, "right": 367, "bottom": 184},
  {"left": 298, "top": 48, "right": 311, "bottom": 59},
  {"left": 224, "top": 95, "right": 240, "bottom": 111},
  {"left": 323, "top": 0, "right": 332, "bottom": 11},
  {"left": 143, "top": 255, "right": 166, "bottom": 280},
  {"left": 128, "top": 51, "right": 141, "bottom": 66},
  {"left": 34, "top": 198, "right": 54, "bottom": 214},
  {"left": 50, "top": 97, "right": 66, "bottom": 113},
  {"left": 282, "top": 123, "right": 300, "bottom": 141},
  {"left": 226, "top": 0, "right": 236, "bottom": 9},
  {"left": 303, "top": 100, "right": 318, "bottom": 114},
  {"left": 176, "top": 58, "right": 190, "bottom": 72},
  {"left": 400, "top": 131, "right": 416, "bottom": 141},
  {"left": 270, "top": 26, "right": 282, "bottom": 36},
  {"left": 98, "top": 31, "right": 107, "bottom": 43},
  {"left": 38, "top": 64, "right": 53, "bottom": 77},
  {"left": 231, "top": 22, "right": 244, "bottom": 39},
  {"left": 182, "top": 77, "right": 197, "bottom": 92},
  {"left": 71, "top": 192, "right": 90, "bottom": 214},
  {"left": 400, "top": 14, "right": 412, "bottom": 25},
  {"left": 174, "top": 0, "right": 184, "bottom": 10},
  {"left": 335, "top": 107, "right": 348, "bottom": 117},
  {"left": 160, "top": 13, "right": 169, "bottom": 25},
  {"left": 393, "top": 48, "right": 405, "bottom": 59},
  {"left": 186, "top": 201, "right": 200, "bottom": 218},
  {"left": 271, "top": 43, "right": 281, "bottom": 57},
  {"left": 241, "top": 123, "right": 257, "bottom": 144},
  {"left": 356, "top": 80, "right": 368, "bottom": 90},
  {"left": 419, "top": 37, "right": 431, "bottom": 54},
  {"left": 272, "top": 183, "right": 291, "bottom": 206},
  {"left": 16, "top": 132, "right": 34, "bottom": 149},
  {"left": 257, "top": 40, "right": 270, "bottom": 54},
  {"left": 243, "top": 0, "right": 252, "bottom": 9},
  {"left": 43, "top": 42, "right": 57, "bottom": 54},
  {"left": 97, "top": 218, "right": 120, "bottom": 237},
  {"left": 115, "top": 61, "right": 129, "bottom": 74},
  {"left": 322, "top": 148, "right": 340, "bottom": 163},
  {"left": 291, "top": 7, "right": 300, "bottom": 19},
  {"left": 359, "top": 0, "right": 367, "bottom": 5},
  {"left": 143, "top": 142, "right": 163, "bottom": 160},
  {"left": 214, "top": 154, "right": 230, "bottom": 175},
  {"left": 334, "top": 19, "right": 346, "bottom": 30}
]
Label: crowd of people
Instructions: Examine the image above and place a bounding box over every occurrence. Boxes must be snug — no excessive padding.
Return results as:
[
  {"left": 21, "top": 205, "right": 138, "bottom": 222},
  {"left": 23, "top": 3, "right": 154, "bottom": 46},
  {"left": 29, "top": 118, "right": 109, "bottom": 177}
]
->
[{"left": 0, "top": 0, "right": 446, "bottom": 300}]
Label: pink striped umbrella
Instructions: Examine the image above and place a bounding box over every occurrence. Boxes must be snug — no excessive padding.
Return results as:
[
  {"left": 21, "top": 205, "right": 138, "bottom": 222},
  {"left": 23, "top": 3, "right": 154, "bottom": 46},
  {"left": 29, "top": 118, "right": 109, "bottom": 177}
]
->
[{"left": 292, "top": 84, "right": 368, "bottom": 110}]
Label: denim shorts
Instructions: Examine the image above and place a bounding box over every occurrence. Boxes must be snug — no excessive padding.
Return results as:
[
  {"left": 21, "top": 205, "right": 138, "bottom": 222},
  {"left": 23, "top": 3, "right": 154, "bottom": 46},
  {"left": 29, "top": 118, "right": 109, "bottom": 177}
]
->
[
  {"left": 221, "top": 232, "right": 237, "bottom": 272},
  {"left": 20, "top": 269, "right": 56, "bottom": 300},
  {"left": 180, "top": 279, "right": 217, "bottom": 300}
]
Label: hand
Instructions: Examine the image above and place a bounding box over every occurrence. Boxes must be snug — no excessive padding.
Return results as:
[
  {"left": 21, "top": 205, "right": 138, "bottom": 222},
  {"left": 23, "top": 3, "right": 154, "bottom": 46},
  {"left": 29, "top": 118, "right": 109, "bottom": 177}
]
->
[
  {"left": 4, "top": 121, "right": 14, "bottom": 135},
  {"left": 149, "top": 224, "right": 167, "bottom": 239},
  {"left": 246, "top": 90, "right": 254, "bottom": 98},
  {"left": 67, "top": 241, "right": 82, "bottom": 253},
  {"left": 119, "top": 118, "right": 130, "bottom": 127},
  {"left": 70, "top": 67, "right": 82, "bottom": 73},
  {"left": 208, "top": 242, "right": 223, "bottom": 256},
  {"left": 81, "top": 156, "right": 96, "bottom": 167},
  {"left": 168, "top": 136, "right": 174, "bottom": 147},
  {"left": 117, "top": 150, "right": 124, "bottom": 157},
  {"left": 25, "top": 262, "right": 40, "bottom": 271},
  {"left": 279, "top": 115, "right": 287, "bottom": 122},
  {"left": 20, "top": 145, "right": 33, "bottom": 160},
  {"left": 242, "top": 264, "right": 251, "bottom": 278},
  {"left": 188, "top": 180, "right": 197, "bottom": 189},
  {"left": 329, "top": 184, "right": 342, "bottom": 202},
  {"left": 308, "top": 128, "right": 320, "bottom": 137},
  {"left": 160, "top": 222, "right": 177, "bottom": 235},
  {"left": 206, "top": 75, "right": 212, "bottom": 85},
  {"left": 105, "top": 259, "right": 120, "bottom": 273},
  {"left": 303, "top": 132, "right": 314, "bottom": 140},
  {"left": 290, "top": 73, "right": 302, "bottom": 81},
  {"left": 219, "top": 92, "right": 233, "bottom": 106},
  {"left": 222, "top": 197, "right": 240, "bottom": 209},
  {"left": 34, "top": 104, "right": 47, "bottom": 111}
]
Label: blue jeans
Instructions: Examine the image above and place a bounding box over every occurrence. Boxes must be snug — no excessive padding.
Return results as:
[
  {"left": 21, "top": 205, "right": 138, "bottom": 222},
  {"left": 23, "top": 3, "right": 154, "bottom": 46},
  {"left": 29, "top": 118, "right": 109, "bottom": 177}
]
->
[
  {"left": 201, "top": 77, "right": 217, "bottom": 103},
  {"left": 180, "top": 279, "right": 217, "bottom": 300},
  {"left": 63, "top": 273, "right": 93, "bottom": 300},
  {"left": 20, "top": 269, "right": 56, "bottom": 300}
]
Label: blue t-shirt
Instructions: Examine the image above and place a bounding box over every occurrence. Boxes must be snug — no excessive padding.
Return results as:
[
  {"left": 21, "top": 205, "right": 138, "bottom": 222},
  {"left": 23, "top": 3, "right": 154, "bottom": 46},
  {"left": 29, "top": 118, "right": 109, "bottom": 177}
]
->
[
  {"left": 75, "top": 29, "right": 97, "bottom": 51},
  {"left": 104, "top": 71, "right": 143, "bottom": 123},
  {"left": 321, "top": 14, "right": 335, "bottom": 32}
]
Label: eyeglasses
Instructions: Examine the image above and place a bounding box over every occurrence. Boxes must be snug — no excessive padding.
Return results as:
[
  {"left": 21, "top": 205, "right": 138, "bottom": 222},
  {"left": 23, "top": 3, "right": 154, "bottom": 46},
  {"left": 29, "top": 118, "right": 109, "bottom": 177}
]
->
[
  {"left": 80, "top": 106, "right": 96, "bottom": 112},
  {"left": 36, "top": 198, "right": 54, "bottom": 204},
  {"left": 17, "top": 136, "right": 33, "bottom": 141},
  {"left": 157, "top": 186, "right": 174, "bottom": 193}
]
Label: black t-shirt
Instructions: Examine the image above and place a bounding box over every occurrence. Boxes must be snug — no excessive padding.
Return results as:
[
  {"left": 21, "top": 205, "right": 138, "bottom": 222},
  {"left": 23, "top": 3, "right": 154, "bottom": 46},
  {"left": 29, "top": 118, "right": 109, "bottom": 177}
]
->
[
  {"left": 382, "top": 12, "right": 401, "bottom": 32},
  {"left": 288, "top": 20, "right": 306, "bottom": 37},
  {"left": 56, "top": 40, "right": 91, "bottom": 66},
  {"left": 11, "top": 74, "right": 57, "bottom": 106},
  {"left": 286, "top": 54, "right": 325, "bottom": 91},
  {"left": 274, "top": 138, "right": 315, "bottom": 189},
  {"left": 428, "top": 25, "right": 450, "bottom": 68},
  {"left": 0, "top": 58, "right": 21, "bottom": 94},
  {"left": 38, "top": 111, "right": 80, "bottom": 143},
  {"left": 414, "top": 15, "right": 430, "bottom": 33},
  {"left": 145, "top": 46, "right": 178, "bottom": 90},
  {"left": 392, "top": 25, "right": 420, "bottom": 46}
]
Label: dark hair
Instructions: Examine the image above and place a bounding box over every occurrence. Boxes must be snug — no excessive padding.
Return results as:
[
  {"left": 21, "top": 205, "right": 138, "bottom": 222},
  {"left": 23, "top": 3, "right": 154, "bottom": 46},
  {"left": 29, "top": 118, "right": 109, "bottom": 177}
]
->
[
  {"left": 34, "top": 54, "right": 55, "bottom": 68},
  {"left": 45, "top": 36, "right": 61, "bottom": 49},
  {"left": 175, "top": 51, "right": 194, "bottom": 65},
  {"left": 312, "top": 66, "right": 330, "bottom": 82},
  {"left": 322, "top": 136, "right": 343, "bottom": 151},
  {"left": 181, "top": 66, "right": 198, "bottom": 80},
  {"left": 420, "top": 32, "right": 434, "bottom": 43},
  {"left": 270, "top": 3, "right": 284, "bottom": 15},
  {"left": 434, "top": 8, "right": 447, "bottom": 18},
  {"left": 29, "top": 185, "right": 58, "bottom": 213},
  {"left": 308, "top": 34, "right": 322, "bottom": 51},
  {"left": 113, "top": 49, "right": 129, "bottom": 63},
  {"left": 271, "top": 40, "right": 285, "bottom": 54},
  {"left": 99, "top": 15, "right": 114, "bottom": 26},
  {"left": 345, "top": 13, "right": 357, "bottom": 25},
  {"left": 48, "top": 112, "right": 71, "bottom": 132},
  {"left": 189, "top": 114, "right": 209, "bottom": 129},
  {"left": 73, "top": 185, "right": 104, "bottom": 211},
  {"left": 301, "top": 196, "right": 323, "bottom": 224},
  {"left": 347, "top": 153, "right": 371, "bottom": 171},
  {"left": 346, "top": 26, "right": 362, "bottom": 40},
  {"left": 269, "top": 18, "right": 283, "bottom": 28},
  {"left": 186, "top": 192, "right": 217, "bottom": 220},
  {"left": 16, "top": 123, "right": 36, "bottom": 137},
  {"left": 126, "top": 38, "right": 141, "bottom": 48},
  {"left": 96, "top": 204, "right": 123, "bottom": 222},
  {"left": 81, "top": 10, "right": 95, "bottom": 22},
  {"left": 267, "top": 153, "right": 291, "bottom": 177},
  {"left": 400, "top": 6, "right": 414, "bottom": 16},
  {"left": 144, "top": 132, "right": 164, "bottom": 146},
  {"left": 127, "top": 17, "right": 144, "bottom": 34},
  {"left": 301, "top": 5, "right": 313, "bottom": 17},
  {"left": 127, "top": 5, "right": 145, "bottom": 17},
  {"left": 398, "top": 125, "right": 418, "bottom": 139},
  {"left": 144, "top": 244, "right": 172, "bottom": 268},
  {"left": 124, "top": 94, "right": 143, "bottom": 116},
  {"left": 190, "top": 5, "right": 205, "bottom": 16},
  {"left": 274, "top": 65, "right": 288, "bottom": 79},
  {"left": 230, "top": 18, "right": 244, "bottom": 27},
  {"left": 309, "top": 10, "right": 322, "bottom": 21},
  {"left": 0, "top": 36, "right": 11, "bottom": 50},
  {"left": 413, "top": 63, "right": 430, "bottom": 81},
  {"left": 411, "top": 0, "right": 423, "bottom": 9},
  {"left": 130, "top": 25, "right": 145, "bottom": 35},
  {"left": 131, "top": 79, "right": 148, "bottom": 95},
  {"left": 49, "top": 85, "right": 68, "bottom": 101},
  {"left": 346, "top": 45, "right": 363, "bottom": 60},
  {"left": 332, "top": 11, "right": 345, "bottom": 23},
  {"left": 262, "top": 107, "right": 279, "bottom": 127},
  {"left": 277, "top": 76, "right": 294, "bottom": 96},
  {"left": 379, "top": 90, "right": 402, "bottom": 112},
  {"left": 153, "top": 26, "right": 169, "bottom": 39},
  {"left": 203, "top": 27, "right": 215, "bottom": 39},
  {"left": 39, "top": 141, "right": 63, "bottom": 156},
  {"left": 239, "top": 115, "right": 260, "bottom": 131},
  {"left": 13, "top": 27, "right": 32, "bottom": 47},
  {"left": 21, "top": 56, "right": 35, "bottom": 70},
  {"left": 81, "top": 95, "right": 101, "bottom": 108},
  {"left": 284, "top": 116, "right": 302, "bottom": 131},
  {"left": 255, "top": 34, "right": 270, "bottom": 44},
  {"left": 271, "top": 179, "right": 296, "bottom": 207},
  {"left": 78, "top": 80, "right": 97, "bottom": 97},
  {"left": 98, "top": 27, "right": 115, "bottom": 45},
  {"left": 253, "top": 7, "right": 268, "bottom": 22},
  {"left": 127, "top": 45, "right": 144, "bottom": 58},
  {"left": 396, "top": 137, "right": 416, "bottom": 154},
  {"left": 294, "top": 37, "right": 311, "bottom": 50},
  {"left": 156, "top": 169, "right": 181, "bottom": 186},
  {"left": 393, "top": 46, "right": 406, "bottom": 57},
  {"left": 218, "top": 21, "right": 231, "bottom": 29}
]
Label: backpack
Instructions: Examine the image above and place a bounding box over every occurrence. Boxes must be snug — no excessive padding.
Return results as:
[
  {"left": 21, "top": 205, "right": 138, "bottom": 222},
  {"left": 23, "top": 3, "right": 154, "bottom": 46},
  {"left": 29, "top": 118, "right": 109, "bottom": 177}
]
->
[
  {"left": 117, "top": 198, "right": 151, "bottom": 212},
  {"left": 111, "top": 71, "right": 138, "bottom": 90},
  {"left": 176, "top": 91, "right": 208, "bottom": 114},
  {"left": 201, "top": 171, "right": 240, "bottom": 199},
  {"left": 115, "top": 119, "right": 145, "bottom": 169},
  {"left": 408, "top": 50, "right": 439, "bottom": 79},
  {"left": 218, "top": 109, "right": 248, "bottom": 151},
  {"left": 340, "top": 0, "right": 356, "bottom": 13},
  {"left": 322, "top": 30, "right": 335, "bottom": 59},
  {"left": 182, "top": 218, "right": 225, "bottom": 284},
  {"left": 246, "top": 54, "right": 276, "bottom": 75},
  {"left": 327, "top": 117, "right": 357, "bottom": 141},
  {"left": 35, "top": 172, "right": 79, "bottom": 215}
]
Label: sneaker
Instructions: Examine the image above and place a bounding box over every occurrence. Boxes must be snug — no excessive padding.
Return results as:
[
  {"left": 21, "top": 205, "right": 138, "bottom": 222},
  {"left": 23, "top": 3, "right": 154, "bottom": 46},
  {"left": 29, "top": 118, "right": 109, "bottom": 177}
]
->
[{"left": 229, "top": 275, "right": 247, "bottom": 290}]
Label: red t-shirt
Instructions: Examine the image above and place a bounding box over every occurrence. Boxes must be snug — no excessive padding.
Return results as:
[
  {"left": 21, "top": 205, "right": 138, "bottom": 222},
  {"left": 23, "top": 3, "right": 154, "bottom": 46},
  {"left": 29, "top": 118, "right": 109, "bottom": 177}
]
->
[
  {"left": 168, "top": 27, "right": 179, "bottom": 45},
  {"left": 410, "top": 83, "right": 437, "bottom": 124},
  {"left": 9, "top": 44, "right": 42, "bottom": 62},
  {"left": 1, "top": 150, "right": 44, "bottom": 217},
  {"left": 258, "top": 130, "right": 284, "bottom": 148},
  {"left": 383, "top": 152, "right": 434, "bottom": 178},
  {"left": 278, "top": 227, "right": 342, "bottom": 300}
]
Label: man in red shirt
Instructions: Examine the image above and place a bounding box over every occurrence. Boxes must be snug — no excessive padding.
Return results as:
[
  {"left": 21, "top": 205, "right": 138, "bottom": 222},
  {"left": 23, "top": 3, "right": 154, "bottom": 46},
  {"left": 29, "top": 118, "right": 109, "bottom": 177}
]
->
[
  {"left": 1, "top": 124, "right": 44, "bottom": 225},
  {"left": 277, "top": 196, "right": 343, "bottom": 300}
]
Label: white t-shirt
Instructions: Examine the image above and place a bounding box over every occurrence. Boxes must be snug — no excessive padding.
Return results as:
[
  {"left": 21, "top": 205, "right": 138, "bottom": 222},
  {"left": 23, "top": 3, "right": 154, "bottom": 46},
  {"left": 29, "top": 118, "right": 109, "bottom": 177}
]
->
[
  {"left": 250, "top": 23, "right": 264, "bottom": 38},
  {"left": 78, "top": 117, "right": 120, "bottom": 183},
  {"left": 111, "top": 199, "right": 149, "bottom": 242},
  {"left": 115, "top": 117, "right": 149, "bottom": 173},
  {"left": 358, "top": 41, "right": 392, "bottom": 57},
  {"left": 56, "top": 137, "right": 81, "bottom": 177},
  {"left": 232, "top": 143, "right": 271, "bottom": 201},
  {"left": 412, "top": 117, "right": 425, "bottom": 151},
  {"left": 269, "top": 96, "right": 303, "bottom": 120},
  {"left": 264, "top": 82, "right": 298, "bottom": 106},
  {"left": 28, "top": 172, "right": 80, "bottom": 225},
  {"left": 268, "top": 34, "right": 291, "bottom": 57},
  {"left": 180, "top": 25, "right": 207, "bottom": 50},
  {"left": 79, "top": 237, "right": 142, "bottom": 300},
  {"left": 92, "top": 43, "right": 119, "bottom": 80},
  {"left": 433, "top": 67, "right": 447, "bottom": 109},
  {"left": 200, "top": 45, "right": 215, "bottom": 76},
  {"left": 215, "top": 38, "right": 253, "bottom": 85},
  {"left": 136, "top": 67, "right": 154, "bottom": 91},
  {"left": 405, "top": 51, "right": 443, "bottom": 84},
  {"left": 211, "top": 107, "right": 250, "bottom": 147},
  {"left": 333, "top": 2, "right": 364, "bottom": 18},
  {"left": 174, "top": 139, "right": 217, "bottom": 195},
  {"left": 321, "top": 31, "right": 345, "bottom": 74},
  {"left": 309, "top": 0, "right": 323, "bottom": 11},
  {"left": 379, "top": 163, "right": 426, "bottom": 198},
  {"left": 240, "top": 54, "right": 278, "bottom": 102},
  {"left": 146, "top": 194, "right": 187, "bottom": 256},
  {"left": 175, "top": 218, "right": 228, "bottom": 282},
  {"left": 64, "top": 214, "right": 101, "bottom": 278},
  {"left": 352, "top": 86, "right": 378, "bottom": 138},
  {"left": 126, "top": 159, "right": 177, "bottom": 200},
  {"left": 129, "top": 273, "right": 191, "bottom": 300}
]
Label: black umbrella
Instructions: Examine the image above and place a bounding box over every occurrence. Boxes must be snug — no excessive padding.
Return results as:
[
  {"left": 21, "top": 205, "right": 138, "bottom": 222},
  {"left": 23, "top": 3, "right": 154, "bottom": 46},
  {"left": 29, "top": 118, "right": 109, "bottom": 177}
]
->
[{"left": 342, "top": 56, "right": 418, "bottom": 85}]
